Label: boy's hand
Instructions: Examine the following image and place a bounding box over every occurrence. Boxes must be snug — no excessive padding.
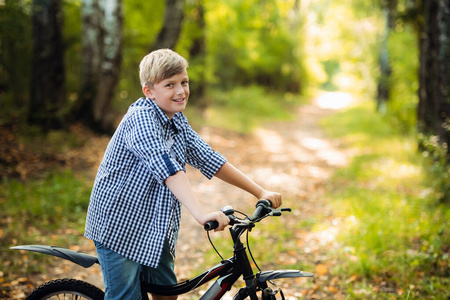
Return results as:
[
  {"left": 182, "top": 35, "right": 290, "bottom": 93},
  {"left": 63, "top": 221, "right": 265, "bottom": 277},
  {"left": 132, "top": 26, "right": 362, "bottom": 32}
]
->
[
  {"left": 201, "top": 211, "right": 230, "bottom": 231},
  {"left": 258, "top": 190, "right": 282, "bottom": 208}
]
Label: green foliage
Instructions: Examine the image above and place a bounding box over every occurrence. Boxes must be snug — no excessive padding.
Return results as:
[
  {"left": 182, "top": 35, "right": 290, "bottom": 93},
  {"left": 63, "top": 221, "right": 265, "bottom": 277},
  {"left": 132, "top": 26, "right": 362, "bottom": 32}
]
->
[
  {"left": 203, "top": 0, "right": 305, "bottom": 92},
  {"left": 322, "top": 102, "right": 449, "bottom": 299}
]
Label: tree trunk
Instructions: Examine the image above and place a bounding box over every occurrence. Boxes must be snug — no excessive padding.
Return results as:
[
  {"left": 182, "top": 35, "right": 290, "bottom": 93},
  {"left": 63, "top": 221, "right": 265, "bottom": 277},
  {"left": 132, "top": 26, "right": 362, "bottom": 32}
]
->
[
  {"left": 73, "top": 0, "right": 122, "bottom": 134},
  {"left": 93, "top": 0, "right": 122, "bottom": 132},
  {"left": 187, "top": 0, "right": 207, "bottom": 107},
  {"left": 376, "top": 0, "right": 397, "bottom": 113},
  {"left": 417, "top": 0, "right": 450, "bottom": 153},
  {"left": 153, "top": 0, "right": 185, "bottom": 50},
  {"left": 74, "top": 0, "right": 102, "bottom": 128},
  {"left": 28, "top": 0, "right": 65, "bottom": 131}
]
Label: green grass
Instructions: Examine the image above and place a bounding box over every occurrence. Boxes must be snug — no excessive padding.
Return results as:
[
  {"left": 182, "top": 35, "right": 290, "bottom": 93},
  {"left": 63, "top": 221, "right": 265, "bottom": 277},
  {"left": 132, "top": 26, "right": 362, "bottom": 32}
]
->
[
  {"left": 0, "top": 170, "right": 92, "bottom": 277},
  {"left": 321, "top": 101, "right": 449, "bottom": 299}
]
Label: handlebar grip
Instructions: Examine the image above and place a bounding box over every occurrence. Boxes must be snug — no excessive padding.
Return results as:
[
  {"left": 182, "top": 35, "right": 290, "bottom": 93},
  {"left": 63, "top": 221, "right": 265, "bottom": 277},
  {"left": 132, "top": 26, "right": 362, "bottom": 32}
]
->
[
  {"left": 257, "top": 199, "right": 272, "bottom": 207},
  {"left": 204, "top": 221, "right": 219, "bottom": 231}
]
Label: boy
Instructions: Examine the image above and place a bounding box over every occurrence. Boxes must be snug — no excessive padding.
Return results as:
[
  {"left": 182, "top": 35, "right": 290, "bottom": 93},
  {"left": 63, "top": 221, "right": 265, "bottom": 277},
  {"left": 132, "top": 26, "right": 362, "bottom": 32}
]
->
[{"left": 85, "top": 49, "right": 281, "bottom": 300}]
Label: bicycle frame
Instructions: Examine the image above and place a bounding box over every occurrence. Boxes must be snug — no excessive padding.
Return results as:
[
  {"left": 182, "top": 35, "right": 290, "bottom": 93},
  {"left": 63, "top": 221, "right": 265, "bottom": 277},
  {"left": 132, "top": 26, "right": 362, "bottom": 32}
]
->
[{"left": 142, "top": 257, "right": 240, "bottom": 299}]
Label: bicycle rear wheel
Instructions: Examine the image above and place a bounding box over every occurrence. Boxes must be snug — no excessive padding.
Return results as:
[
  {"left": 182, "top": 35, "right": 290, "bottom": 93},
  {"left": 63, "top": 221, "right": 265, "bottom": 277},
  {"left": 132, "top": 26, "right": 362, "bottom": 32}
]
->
[{"left": 26, "top": 278, "right": 104, "bottom": 300}]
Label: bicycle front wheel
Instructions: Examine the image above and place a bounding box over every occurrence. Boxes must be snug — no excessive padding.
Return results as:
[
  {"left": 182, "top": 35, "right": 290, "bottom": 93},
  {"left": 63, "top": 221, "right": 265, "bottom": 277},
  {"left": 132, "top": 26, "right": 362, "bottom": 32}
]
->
[{"left": 26, "top": 278, "right": 104, "bottom": 300}]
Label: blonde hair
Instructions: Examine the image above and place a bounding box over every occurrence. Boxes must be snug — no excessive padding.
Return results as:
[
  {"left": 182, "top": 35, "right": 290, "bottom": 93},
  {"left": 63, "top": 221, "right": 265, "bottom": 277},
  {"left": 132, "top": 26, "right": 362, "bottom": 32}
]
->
[{"left": 139, "top": 49, "right": 188, "bottom": 88}]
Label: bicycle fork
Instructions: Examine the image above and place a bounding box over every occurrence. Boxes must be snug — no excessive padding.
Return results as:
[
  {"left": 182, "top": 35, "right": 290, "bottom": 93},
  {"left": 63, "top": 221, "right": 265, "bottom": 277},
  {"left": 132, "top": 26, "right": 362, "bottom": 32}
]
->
[{"left": 232, "top": 238, "right": 314, "bottom": 300}]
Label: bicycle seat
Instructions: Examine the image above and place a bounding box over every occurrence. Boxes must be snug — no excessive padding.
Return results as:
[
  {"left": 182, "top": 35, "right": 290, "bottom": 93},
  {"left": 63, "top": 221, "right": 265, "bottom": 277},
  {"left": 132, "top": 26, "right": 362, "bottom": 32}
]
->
[{"left": 11, "top": 245, "right": 99, "bottom": 268}]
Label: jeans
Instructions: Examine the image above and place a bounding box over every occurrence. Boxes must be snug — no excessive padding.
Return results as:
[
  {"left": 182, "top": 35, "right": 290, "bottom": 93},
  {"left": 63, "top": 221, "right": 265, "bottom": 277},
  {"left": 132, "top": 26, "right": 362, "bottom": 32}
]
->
[{"left": 95, "top": 240, "right": 177, "bottom": 300}]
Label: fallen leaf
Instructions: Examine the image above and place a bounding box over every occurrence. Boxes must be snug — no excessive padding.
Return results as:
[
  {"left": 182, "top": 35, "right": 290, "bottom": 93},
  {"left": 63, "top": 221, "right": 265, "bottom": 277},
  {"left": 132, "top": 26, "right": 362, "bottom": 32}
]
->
[
  {"left": 328, "top": 286, "right": 339, "bottom": 293},
  {"left": 316, "top": 264, "right": 328, "bottom": 275}
]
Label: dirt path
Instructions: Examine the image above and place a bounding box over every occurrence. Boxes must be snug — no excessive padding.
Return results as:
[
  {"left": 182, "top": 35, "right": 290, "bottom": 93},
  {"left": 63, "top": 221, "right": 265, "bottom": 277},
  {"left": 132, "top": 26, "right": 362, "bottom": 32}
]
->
[{"left": 11, "top": 95, "right": 351, "bottom": 299}]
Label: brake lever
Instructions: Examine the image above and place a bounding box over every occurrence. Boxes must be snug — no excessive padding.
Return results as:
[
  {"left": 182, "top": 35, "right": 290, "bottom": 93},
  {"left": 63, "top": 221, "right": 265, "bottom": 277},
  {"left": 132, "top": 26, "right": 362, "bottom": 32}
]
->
[{"left": 269, "top": 207, "right": 292, "bottom": 217}]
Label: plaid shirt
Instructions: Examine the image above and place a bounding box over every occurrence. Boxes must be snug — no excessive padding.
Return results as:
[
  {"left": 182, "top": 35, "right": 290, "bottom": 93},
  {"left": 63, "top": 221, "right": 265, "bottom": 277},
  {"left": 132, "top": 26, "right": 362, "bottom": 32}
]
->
[{"left": 85, "top": 97, "right": 227, "bottom": 268}]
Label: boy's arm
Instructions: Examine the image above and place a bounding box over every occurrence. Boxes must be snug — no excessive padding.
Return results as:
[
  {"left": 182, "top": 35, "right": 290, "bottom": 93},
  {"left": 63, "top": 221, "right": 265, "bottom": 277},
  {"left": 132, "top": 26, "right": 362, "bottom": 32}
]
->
[
  {"left": 165, "top": 171, "right": 229, "bottom": 231},
  {"left": 214, "top": 162, "right": 282, "bottom": 208}
]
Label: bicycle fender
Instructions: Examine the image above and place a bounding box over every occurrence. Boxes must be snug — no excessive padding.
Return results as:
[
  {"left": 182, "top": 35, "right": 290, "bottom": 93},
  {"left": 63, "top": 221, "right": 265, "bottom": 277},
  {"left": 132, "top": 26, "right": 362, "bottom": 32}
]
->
[
  {"left": 257, "top": 270, "right": 313, "bottom": 282},
  {"left": 10, "top": 245, "right": 99, "bottom": 268}
]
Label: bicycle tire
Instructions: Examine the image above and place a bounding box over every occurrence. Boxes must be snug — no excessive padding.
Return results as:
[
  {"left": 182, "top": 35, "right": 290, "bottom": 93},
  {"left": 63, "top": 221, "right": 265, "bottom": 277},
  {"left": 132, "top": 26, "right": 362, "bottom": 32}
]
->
[{"left": 26, "top": 278, "right": 104, "bottom": 300}]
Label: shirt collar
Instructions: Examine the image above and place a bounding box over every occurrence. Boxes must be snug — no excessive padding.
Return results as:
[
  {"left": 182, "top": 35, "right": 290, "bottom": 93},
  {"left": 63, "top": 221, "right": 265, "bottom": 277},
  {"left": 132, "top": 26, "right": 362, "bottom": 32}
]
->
[{"left": 145, "top": 97, "right": 180, "bottom": 134}]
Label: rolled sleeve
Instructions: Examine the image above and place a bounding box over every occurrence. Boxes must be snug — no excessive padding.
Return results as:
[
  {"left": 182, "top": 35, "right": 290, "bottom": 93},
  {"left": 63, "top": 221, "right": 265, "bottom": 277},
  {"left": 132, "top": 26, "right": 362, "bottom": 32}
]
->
[
  {"left": 198, "top": 151, "right": 227, "bottom": 179},
  {"left": 152, "top": 153, "right": 184, "bottom": 185},
  {"left": 125, "top": 109, "right": 183, "bottom": 184}
]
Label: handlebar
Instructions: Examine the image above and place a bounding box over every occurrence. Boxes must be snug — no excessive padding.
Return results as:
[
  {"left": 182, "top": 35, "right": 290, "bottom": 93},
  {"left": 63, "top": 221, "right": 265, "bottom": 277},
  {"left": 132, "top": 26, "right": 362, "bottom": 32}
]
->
[{"left": 204, "top": 199, "right": 291, "bottom": 231}]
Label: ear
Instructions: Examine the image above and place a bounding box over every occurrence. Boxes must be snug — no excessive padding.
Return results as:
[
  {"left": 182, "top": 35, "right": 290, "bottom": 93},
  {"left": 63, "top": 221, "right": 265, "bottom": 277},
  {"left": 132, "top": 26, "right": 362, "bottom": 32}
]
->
[{"left": 142, "top": 85, "right": 153, "bottom": 99}]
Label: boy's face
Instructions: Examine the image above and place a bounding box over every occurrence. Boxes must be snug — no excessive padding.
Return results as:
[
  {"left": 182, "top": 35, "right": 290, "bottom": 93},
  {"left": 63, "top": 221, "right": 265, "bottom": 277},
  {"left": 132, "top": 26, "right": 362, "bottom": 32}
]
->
[{"left": 143, "top": 69, "right": 190, "bottom": 119}]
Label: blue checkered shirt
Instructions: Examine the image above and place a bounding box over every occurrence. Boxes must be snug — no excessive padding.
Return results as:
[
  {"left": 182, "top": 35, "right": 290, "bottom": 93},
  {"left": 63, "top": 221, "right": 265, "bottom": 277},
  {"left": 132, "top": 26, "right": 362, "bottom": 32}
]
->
[{"left": 84, "top": 97, "right": 227, "bottom": 268}]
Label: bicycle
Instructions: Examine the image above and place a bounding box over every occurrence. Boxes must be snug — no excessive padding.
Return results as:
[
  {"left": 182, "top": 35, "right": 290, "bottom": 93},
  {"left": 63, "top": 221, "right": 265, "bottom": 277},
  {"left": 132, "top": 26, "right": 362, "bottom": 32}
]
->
[{"left": 11, "top": 199, "right": 313, "bottom": 299}]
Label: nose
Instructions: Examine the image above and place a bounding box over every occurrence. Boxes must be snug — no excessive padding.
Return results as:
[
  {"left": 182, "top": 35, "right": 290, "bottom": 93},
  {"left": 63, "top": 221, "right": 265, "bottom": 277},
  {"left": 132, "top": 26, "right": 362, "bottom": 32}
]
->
[{"left": 175, "top": 84, "right": 185, "bottom": 96}]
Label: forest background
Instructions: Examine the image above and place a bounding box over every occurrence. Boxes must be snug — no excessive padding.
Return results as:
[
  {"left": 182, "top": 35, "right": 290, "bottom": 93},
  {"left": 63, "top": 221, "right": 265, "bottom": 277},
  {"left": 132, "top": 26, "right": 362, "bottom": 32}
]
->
[{"left": 0, "top": 0, "right": 449, "bottom": 299}]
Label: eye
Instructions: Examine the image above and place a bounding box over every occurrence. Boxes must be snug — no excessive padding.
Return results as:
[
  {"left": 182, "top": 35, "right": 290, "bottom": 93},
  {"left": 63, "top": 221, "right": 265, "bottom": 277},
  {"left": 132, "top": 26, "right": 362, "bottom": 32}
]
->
[
  {"left": 182, "top": 81, "right": 189, "bottom": 85},
  {"left": 165, "top": 83, "right": 174, "bottom": 88}
]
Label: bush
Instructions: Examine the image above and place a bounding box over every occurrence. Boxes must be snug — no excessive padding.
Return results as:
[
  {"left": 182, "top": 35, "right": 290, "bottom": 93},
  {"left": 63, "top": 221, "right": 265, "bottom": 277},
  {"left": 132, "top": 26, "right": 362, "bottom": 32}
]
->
[{"left": 418, "top": 133, "right": 450, "bottom": 204}]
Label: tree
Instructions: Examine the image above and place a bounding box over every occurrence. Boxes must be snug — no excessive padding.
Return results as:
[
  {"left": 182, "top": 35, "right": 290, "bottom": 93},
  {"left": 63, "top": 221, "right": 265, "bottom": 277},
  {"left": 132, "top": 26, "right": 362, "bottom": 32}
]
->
[
  {"left": 72, "top": 0, "right": 122, "bottom": 134},
  {"left": 376, "top": 0, "right": 397, "bottom": 113},
  {"left": 417, "top": 0, "right": 450, "bottom": 155},
  {"left": 0, "top": 1, "right": 32, "bottom": 121},
  {"left": 186, "top": 0, "right": 207, "bottom": 106},
  {"left": 28, "top": 0, "right": 65, "bottom": 130},
  {"left": 153, "top": 0, "right": 185, "bottom": 50}
]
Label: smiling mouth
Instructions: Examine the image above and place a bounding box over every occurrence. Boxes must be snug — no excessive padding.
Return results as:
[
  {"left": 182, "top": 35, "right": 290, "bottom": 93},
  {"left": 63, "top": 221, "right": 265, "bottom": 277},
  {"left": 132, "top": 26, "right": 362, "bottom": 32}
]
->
[{"left": 173, "top": 98, "right": 185, "bottom": 103}]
